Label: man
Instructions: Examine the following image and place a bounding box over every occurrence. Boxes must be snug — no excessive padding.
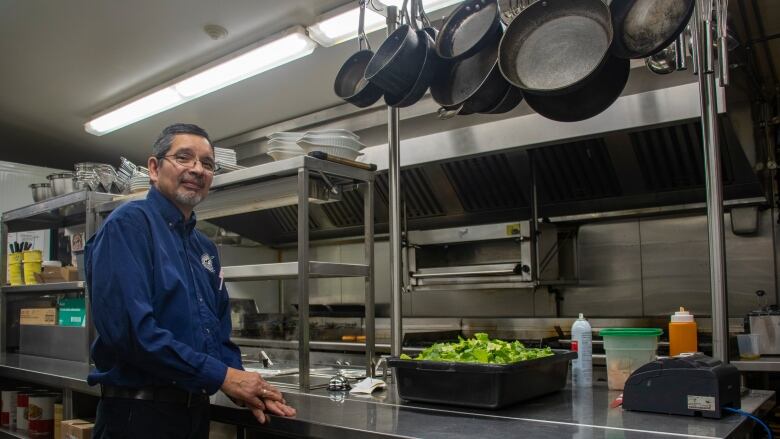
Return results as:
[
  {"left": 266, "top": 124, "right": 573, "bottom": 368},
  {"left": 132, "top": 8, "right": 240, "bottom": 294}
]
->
[{"left": 87, "top": 123, "right": 295, "bottom": 439}]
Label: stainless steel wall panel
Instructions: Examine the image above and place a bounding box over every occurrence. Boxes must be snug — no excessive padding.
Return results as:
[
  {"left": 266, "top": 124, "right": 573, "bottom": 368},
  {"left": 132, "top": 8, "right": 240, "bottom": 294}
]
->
[
  {"left": 408, "top": 290, "right": 535, "bottom": 317},
  {"left": 724, "top": 210, "right": 775, "bottom": 316},
  {"left": 641, "top": 240, "right": 710, "bottom": 316}
]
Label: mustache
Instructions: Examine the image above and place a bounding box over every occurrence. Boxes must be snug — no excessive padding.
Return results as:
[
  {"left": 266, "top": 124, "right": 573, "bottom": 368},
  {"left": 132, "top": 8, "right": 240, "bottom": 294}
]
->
[{"left": 179, "top": 174, "right": 205, "bottom": 187}]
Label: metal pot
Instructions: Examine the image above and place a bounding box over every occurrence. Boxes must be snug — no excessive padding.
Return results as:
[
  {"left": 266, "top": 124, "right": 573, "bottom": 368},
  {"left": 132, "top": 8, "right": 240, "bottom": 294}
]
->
[
  {"left": 384, "top": 0, "right": 445, "bottom": 108},
  {"left": 47, "top": 172, "right": 77, "bottom": 196},
  {"left": 29, "top": 183, "right": 52, "bottom": 202},
  {"left": 645, "top": 43, "right": 677, "bottom": 75},
  {"left": 365, "top": 13, "right": 427, "bottom": 97}
]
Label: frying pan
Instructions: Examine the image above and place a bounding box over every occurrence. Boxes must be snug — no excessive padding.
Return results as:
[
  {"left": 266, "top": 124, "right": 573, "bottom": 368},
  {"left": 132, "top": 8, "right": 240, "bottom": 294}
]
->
[
  {"left": 431, "top": 29, "right": 513, "bottom": 118},
  {"left": 365, "top": 0, "right": 427, "bottom": 97},
  {"left": 384, "top": 0, "right": 445, "bottom": 108},
  {"left": 499, "top": 0, "right": 614, "bottom": 96},
  {"left": 610, "top": 0, "right": 695, "bottom": 59},
  {"left": 435, "top": 0, "right": 502, "bottom": 61},
  {"left": 333, "top": 0, "right": 384, "bottom": 107},
  {"left": 523, "top": 54, "right": 630, "bottom": 122}
]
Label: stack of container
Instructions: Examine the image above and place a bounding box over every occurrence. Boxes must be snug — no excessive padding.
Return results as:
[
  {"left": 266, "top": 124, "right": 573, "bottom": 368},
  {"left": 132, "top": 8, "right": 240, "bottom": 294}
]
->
[{"left": 267, "top": 129, "right": 365, "bottom": 161}]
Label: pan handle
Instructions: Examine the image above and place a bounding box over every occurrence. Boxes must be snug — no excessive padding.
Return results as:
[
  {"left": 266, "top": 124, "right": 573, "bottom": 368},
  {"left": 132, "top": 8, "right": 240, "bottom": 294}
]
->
[
  {"left": 716, "top": 0, "right": 729, "bottom": 86},
  {"left": 409, "top": 0, "right": 420, "bottom": 30},
  {"left": 675, "top": 32, "right": 687, "bottom": 71},
  {"left": 437, "top": 105, "right": 463, "bottom": 120},
  {"left": 358, "top": 0, "right": 370, "bottom": 51}
]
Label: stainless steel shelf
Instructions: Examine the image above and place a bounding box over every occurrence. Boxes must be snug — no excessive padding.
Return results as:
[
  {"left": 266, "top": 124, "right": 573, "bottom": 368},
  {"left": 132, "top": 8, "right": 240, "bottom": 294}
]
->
[
  {"left": 0, "top": 353, "right": 96, "bottom": 396},
  {"left": 1, "top": 282, "right": 85, "bottom": 294},
  {"left": 0, "top": 426, "right": 28, "bottom": 439},
  {"left": 732, "top": 356, "right": 780, "bottom": 372},
  {"left": 2, "top": 191, "right": 114, "bottom": 233},
  {"left": 222, "top": 262, "right": 370, "bottom": 281}
]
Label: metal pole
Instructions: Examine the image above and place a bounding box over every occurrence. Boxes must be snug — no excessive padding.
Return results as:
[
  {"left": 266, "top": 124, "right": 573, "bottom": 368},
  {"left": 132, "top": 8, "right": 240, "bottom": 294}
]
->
[
  {"left": 364, "top": 179, "right": 376, "bottom": 377},
  {"left": 529, "top": 152, "right": 539, "bottom": 283},
  {"left": 297, "top": 168, "right": 311, "bottom": 390},
  {"left": 693, "top": 0, "right": 729, "bottom": 362},
  {"left": 386, "top": 6, "right": 403, "bottom": 358}
]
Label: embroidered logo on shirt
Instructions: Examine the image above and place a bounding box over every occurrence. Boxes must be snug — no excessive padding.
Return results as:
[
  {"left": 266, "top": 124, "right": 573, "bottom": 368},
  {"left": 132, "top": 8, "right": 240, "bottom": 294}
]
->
[{"left": 201, "top": 254, "right": 215, "bottom": 273}]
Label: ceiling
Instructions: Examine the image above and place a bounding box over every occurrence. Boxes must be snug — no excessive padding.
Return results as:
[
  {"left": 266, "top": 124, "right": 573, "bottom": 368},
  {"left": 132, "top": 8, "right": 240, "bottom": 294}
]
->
[{"left": 1, "top": 0, "right": 778, "bottom": 170}]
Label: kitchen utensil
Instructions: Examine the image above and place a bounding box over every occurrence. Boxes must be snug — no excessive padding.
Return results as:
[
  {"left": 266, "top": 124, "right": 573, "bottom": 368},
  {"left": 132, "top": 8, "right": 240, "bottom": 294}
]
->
[
  {"left": 46, "top": 173, "right": 77, "bottom": 196},
  {"left": 431, "top": 30, "right": 514, "bottom": 118},
  {"left": 610, "top": 0, "right": 695, "bottom": 59},
  {"left": 499, "top": 0, "right": 614, "bottom": 96},
  {"left": 308, "top": 151, "right": 377, "bottom": 171},
  {"left": 29, "top": 183, "right": 52, "bottom": 202},
  {"left": 327, "top": 372, "right": 352, "bottom": 391},
  {"left": 334, "top": 0, "right": 384, "bottom": 108},
  {"left": 645, "top": 43, "right": 677, "bottom": 75},
  {"left": 435, "top": 0, "right": 501, "bottom": 61},
  {"left": 384, "top": 0, "right": 444, "bottom": 108},
  {"left": 9, "top": 244, "right": 14, "bottom": 254},
  {"left": 365, "top": 0, "right": 427, "bottom": 97},
  {"left": 481, "top": 82, "right": 523, "bottom": 114},
  {"left": 522, "top": 53, "right": 629, "bottom": 122}
]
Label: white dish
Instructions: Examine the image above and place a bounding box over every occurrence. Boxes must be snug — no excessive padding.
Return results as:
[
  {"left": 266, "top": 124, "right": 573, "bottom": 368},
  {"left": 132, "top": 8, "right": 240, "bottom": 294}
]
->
[
  {"left": 268, "top": 149, "right": 305, "bottom": 161},
  {"left": 299, "top": 135, "right": 365, "bottom": 151},
  {"left": 297, "top": 142, "right": 362, "bottom": 160}
]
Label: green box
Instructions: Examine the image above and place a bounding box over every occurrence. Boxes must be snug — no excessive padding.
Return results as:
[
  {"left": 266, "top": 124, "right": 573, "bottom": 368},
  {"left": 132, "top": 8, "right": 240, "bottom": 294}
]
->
[{"left": 58, "top": 297, "right": 86, "bottom": 327}]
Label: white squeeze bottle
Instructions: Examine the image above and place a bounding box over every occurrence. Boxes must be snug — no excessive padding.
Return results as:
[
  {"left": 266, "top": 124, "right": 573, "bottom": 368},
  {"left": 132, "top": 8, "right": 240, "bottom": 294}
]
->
[{"left": 571, "top": 313, "right": 593, "bottom": 387}]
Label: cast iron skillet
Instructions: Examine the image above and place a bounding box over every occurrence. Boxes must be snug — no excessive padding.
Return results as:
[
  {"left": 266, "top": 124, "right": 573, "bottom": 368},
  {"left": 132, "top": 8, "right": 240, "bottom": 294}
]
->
[
  {"left": 431, "top": 28, "right": 515, "bottom": 118},
  {"left": 365, "top": 0, "right": 427, "bottom": 97},
  {"left": 610, "top": 0, "right": 695, "bottom": 59},
  {"left": 435, "top": 0, "right": 502, "bottom": 61},
  {"left": 333, "top": 0, "right": 383, "bottom": 107},
  {"left": 385, "top": 0, "right": 445, "bottom": 108},
  {"left": 499, "top": 0, "right": 614, "bottom": 96},
  {"left": 523, "top": 54, "right": 630, "bottom": 122}
]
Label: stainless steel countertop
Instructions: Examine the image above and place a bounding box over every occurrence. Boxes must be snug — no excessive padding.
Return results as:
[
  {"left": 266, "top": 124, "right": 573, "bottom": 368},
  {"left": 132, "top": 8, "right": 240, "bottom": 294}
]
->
[
  {"left": 732, "top": 356, "right": 780, "bottom": 372},
  {"left": 210, "top": 374, "right": 775, "bottom": 439},
  {"left": 0, "top": 354, "right": 773, "bottom": 438}
]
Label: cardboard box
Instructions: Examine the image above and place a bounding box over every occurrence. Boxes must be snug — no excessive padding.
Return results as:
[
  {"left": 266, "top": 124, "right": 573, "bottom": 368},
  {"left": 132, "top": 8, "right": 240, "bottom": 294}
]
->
[
  {"left": 20, "top": 308, "right": 57, "bottom": 325},
  {"left": 61, "top": 419, "right": 94, "bottom": 439},
  {"left": 60, "top": 267, "right": 80, "bottom": 282}
]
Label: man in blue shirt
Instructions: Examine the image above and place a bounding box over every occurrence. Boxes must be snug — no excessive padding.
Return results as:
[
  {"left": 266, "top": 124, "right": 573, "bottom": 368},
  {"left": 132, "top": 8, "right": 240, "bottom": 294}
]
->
[{"left": 87, "top": 123, "right": 296, "bottom": 438}]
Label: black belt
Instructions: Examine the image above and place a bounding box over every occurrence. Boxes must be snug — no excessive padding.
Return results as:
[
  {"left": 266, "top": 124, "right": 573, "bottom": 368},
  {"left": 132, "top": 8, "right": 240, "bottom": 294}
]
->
[{"left": 100, "top": 385, "right": 210, "bottom": 407}]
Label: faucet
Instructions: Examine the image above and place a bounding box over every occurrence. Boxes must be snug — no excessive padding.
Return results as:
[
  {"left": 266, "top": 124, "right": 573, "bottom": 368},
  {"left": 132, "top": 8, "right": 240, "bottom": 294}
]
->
[
  {"left": 374, "top": 356, "right": 391, "bottom": 383},
  {"left": 259, "top": 350, "right": 273, "bottom": 368}
]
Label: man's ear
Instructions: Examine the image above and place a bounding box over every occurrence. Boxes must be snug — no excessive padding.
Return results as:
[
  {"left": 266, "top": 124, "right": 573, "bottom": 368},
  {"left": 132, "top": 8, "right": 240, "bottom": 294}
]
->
[{"left": 148, "top": 156, "right": 159, "bottom": 184}]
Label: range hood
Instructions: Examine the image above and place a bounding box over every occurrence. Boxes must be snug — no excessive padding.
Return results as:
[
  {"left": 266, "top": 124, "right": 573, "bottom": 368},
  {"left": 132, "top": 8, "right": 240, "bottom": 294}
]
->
[{"left": 209, "top": 73, "right": 765, "bottom": 246}]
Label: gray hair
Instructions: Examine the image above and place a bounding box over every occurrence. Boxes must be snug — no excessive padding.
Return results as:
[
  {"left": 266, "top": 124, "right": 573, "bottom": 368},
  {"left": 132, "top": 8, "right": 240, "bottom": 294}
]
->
[{"left": 152, "top": 123, "right": 212, "bottom": 159}]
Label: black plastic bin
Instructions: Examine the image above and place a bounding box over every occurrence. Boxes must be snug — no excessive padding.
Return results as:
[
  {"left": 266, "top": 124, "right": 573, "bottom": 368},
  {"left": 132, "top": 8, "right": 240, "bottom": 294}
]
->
[{"left": 388, "top": 350, "right": 576, "bottom": 409}]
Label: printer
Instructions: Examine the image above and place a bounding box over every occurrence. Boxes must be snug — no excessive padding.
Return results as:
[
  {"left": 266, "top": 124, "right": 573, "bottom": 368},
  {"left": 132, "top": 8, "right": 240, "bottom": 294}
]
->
[{"left": 622, "top": 354, "right": 740, "bottom": 419}]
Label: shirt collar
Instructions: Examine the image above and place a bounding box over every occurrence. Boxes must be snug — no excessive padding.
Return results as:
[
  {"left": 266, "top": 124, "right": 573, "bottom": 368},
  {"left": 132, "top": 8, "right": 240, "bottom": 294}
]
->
[{"left": 147, "top": 186, "right": 197, "bottom": 231}]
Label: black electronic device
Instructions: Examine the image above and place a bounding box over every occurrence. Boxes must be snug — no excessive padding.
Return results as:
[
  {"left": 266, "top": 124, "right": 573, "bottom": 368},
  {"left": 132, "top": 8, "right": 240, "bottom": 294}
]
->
[{"left": 622, "top": 353, "right": 740, "bottom": 419}]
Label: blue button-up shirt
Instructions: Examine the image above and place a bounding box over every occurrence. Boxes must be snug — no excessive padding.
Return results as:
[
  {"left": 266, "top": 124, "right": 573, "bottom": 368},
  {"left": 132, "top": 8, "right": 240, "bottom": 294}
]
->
[{"left": 86, "top": 186, "right": 242, "bottom": 394}]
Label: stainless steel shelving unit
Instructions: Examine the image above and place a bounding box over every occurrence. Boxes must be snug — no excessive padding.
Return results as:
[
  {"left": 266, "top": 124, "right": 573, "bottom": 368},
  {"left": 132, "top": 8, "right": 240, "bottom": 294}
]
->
[
  {"left": 96, "top": 156, "right": 376, "bottom": 391},
  {"left": 0, "top": 190, "right": 114, "bottom": 419},
  {"left": 211, "top": 157, "right": 376, "bottom": 391}
]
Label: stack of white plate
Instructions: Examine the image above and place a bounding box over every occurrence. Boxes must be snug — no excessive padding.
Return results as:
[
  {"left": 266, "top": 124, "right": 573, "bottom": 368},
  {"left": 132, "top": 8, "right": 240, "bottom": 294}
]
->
[
  {"left": 214, "top": 147, "right": 244, "bottom": 174},
  {"left": 267, "top": 129, "right": 365, "bottom": 161}
]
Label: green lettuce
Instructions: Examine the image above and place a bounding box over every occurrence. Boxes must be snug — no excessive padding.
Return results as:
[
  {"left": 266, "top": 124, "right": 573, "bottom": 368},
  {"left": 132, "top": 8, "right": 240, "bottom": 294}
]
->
[{"left": 401, "top": 333, "right": 554, "bottom": 364}]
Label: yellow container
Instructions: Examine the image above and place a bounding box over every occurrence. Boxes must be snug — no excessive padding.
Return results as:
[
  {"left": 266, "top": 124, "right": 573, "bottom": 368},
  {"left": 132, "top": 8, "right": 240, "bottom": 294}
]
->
[
  {"left": 8, "top": 253, "right": 23, "bottom": 264},
  {"left": 9, "top": 262, "right": 24, "bottom": 286},
  {"left": 22, "top": 250, "right": 42, "bottom": 262},
  {"left": 23, "top": 261, "right": 42, "bottom": 285}
]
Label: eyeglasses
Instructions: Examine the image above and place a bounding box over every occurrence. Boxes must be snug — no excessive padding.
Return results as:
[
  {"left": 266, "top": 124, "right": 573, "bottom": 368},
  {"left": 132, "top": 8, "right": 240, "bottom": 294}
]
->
[{"left": 160, "top": 153, "right": 219, "bottom": 173}]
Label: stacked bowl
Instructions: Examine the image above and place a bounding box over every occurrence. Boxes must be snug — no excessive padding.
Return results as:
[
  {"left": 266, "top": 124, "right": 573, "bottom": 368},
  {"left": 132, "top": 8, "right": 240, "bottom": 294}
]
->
[{"left": 267, "top": 129, "right": 365, "bottom": 161}]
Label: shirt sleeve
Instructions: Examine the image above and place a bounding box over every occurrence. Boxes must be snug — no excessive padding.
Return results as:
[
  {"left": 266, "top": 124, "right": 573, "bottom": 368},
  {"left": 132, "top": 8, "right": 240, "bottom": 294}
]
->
[{"left": 88, "top": 218, "right": 227, "bottom": 394}]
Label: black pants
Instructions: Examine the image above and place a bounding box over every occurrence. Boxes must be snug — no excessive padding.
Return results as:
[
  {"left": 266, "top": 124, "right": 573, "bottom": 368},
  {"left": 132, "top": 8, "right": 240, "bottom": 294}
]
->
[{"left": 92, "top": 397, "right": 210, "bottom": 439}]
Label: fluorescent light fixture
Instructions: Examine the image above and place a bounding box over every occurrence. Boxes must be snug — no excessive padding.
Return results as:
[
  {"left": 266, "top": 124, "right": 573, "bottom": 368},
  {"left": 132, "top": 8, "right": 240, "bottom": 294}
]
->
[
  {"left": 85, "top": 26, "right": 317, "bottom": 136},
  {"left": 307, "top": 0, "right": 464, "bottom": 47},
  {"left": 307, "top": 4, "right": 386, "bottom": 47}
]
